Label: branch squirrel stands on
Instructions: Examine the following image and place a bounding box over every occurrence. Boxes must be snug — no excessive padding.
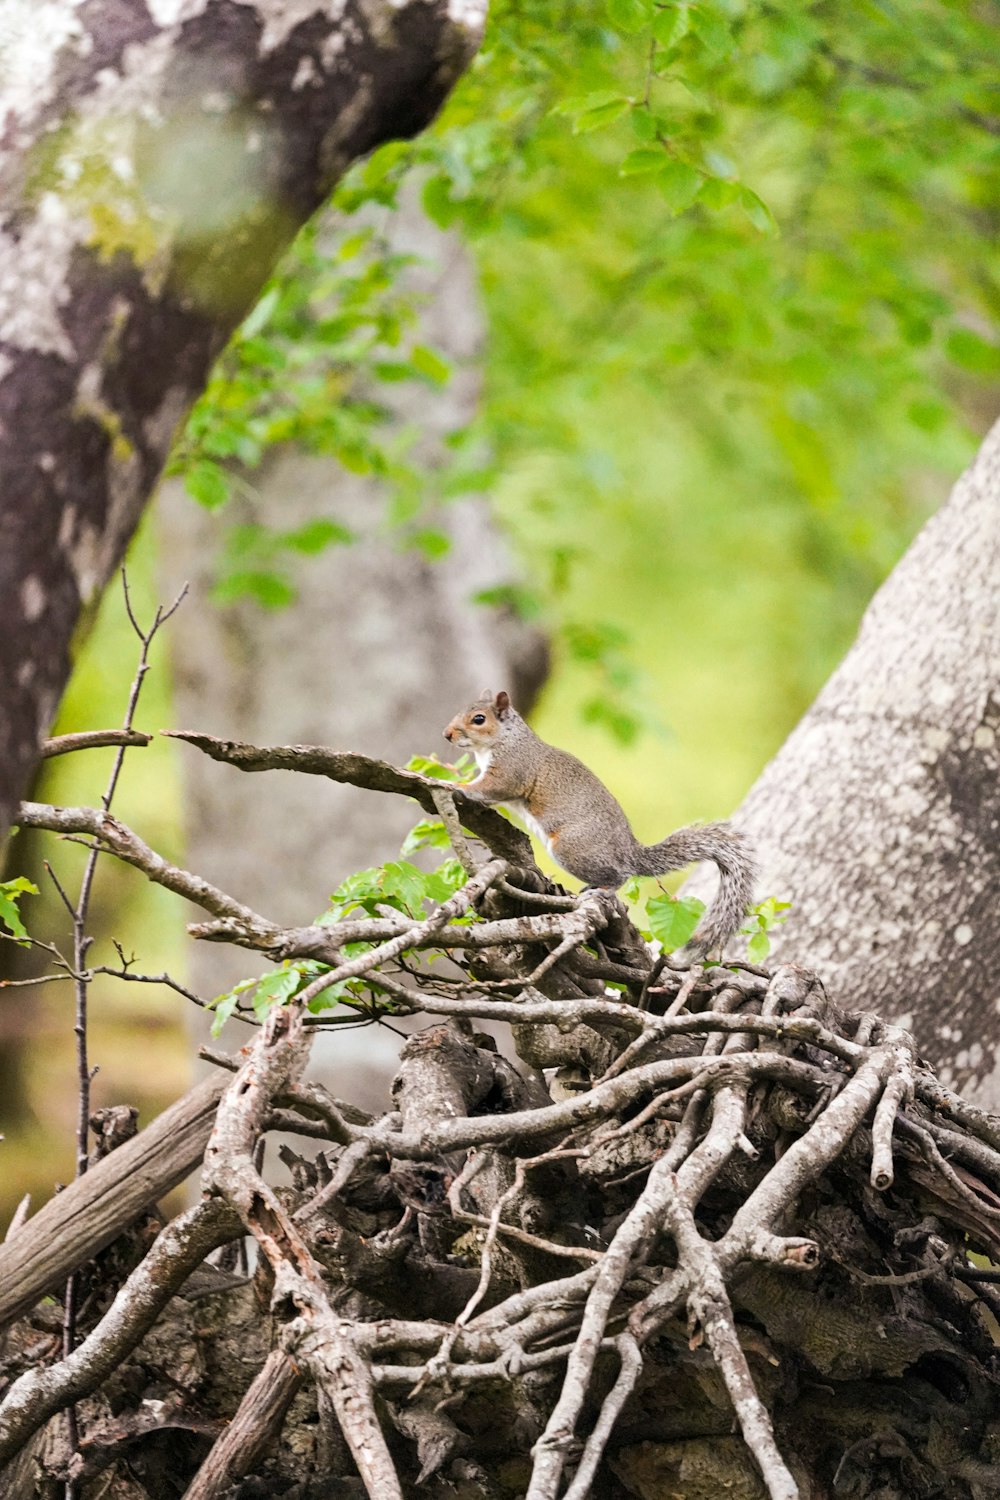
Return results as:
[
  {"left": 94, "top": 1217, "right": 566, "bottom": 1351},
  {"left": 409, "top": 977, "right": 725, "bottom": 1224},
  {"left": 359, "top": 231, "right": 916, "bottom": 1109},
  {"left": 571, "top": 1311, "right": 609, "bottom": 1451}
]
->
[{"left": 444, "top": 689, "right": 757, "bottom": 957}]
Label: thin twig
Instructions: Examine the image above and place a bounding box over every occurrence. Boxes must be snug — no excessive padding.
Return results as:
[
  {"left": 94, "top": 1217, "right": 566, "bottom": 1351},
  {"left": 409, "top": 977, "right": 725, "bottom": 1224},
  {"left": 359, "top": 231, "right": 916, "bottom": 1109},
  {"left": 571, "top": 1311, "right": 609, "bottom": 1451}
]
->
[
  {"left": 41, "top": 730, "right": 152, "bottom": 759},
  {"left": 51, "top": 576, "right": 187, "bottom": 1498}
]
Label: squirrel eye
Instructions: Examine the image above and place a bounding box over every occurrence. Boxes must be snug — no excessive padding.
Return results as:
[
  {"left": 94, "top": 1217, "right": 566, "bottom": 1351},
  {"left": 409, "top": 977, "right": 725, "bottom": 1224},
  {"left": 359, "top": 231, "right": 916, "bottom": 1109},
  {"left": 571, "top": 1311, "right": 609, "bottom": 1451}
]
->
[{"left": 471, "top": 714, "right": 486, "bottom": 726}]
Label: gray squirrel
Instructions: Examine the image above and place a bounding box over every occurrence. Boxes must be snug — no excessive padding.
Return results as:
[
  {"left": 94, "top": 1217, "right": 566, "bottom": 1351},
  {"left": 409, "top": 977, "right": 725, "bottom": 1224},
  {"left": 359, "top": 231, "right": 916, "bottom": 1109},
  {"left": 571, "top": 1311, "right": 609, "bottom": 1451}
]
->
[{"left": 443, "top": 689, "right": 757, "bottom": 957}]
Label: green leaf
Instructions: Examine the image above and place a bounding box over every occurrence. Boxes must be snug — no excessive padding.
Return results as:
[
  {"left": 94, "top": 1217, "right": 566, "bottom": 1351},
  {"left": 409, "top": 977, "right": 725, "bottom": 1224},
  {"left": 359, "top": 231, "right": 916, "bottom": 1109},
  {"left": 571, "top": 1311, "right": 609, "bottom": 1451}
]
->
[
  {"left": 607, "top": 0, "right": 654, "bottom": 35},
  {"left": 401, "top": 819, "right": 452, "bottom": 854},
  {"left": 0, "top": 877, "right": 38, "bottom": 945},
  {"left": 279, "top": 518, "right": 354, "bottom": 554},
  {"left": 620, "top": 147, "right": 670, "bottom": 177},
  {"left": 657, "top": 161, "right": 703, "bottom": 215},
  {"left": 946, "top": 327, "right": 1000, "bottom": 376},
  {"left": 580, "top": 696, "right": 641, "bottom": 744},
  {"left": 630, "top": 109, "right": 657, "bottom": 142},
  {"left": 336, "top": 230, "right": 371, "bottom": 261},
  {"left": 554, "top": 92, "right": 632, "bottom": 134},
  {"left": 646, "top": 893, "right": 705, "bottom": 950},
  {"left": 688, "top": 4, "right": 732, "bottom": 54},
  {"left": 578, "top": 100, "right": 632, "bottom": 133},
  {"left": 208, "top": 973, "right": 260, "bottom": 1035},
  {"left": 251, "top": 966, "right": 309, "bottom": 1020},
  {"left": 908, "top": 398, "right": 949, "bottom": 433},
  {"left": 471, "top": 583, "right": 542, "bottom": 619},
  {"left": 184, "top": 460, "right": 231, "bottom": 511},
  {"left": 410, "top": 528, "right": 452, "bottom": 560},
  {"left": 751, "top": 896, "right": 791, "bottom": 931},
  {"left": 212, "top": 571, "right": 297, "bottom": 609},
  {"left": 747, "top": 931, "right": 771, "bottom": 963},
  {"left": 410, "top": 345, "right": 452, "bottom": 384},
  {"left": 699, "top": 177, "right": 740, "bottom": 210},
  {"left": 209, "top": 990, "right": 241, "bottom": 1037},
  {"left": 381, "top": 860, "right": 431, "bottom": 914},
  {"left": 738, "top": 186, "right": 778, "bottom": 235},
  {"left": 423, "top": 859, "right": 466, "bottom": 901},
  {"left": 306, "top": 977, "right": 360, "bottom": 1015},
  {"left": 406, "top": 754, "right": 466, "bottom": 782},
  {"left": 422, "top": 174, "right": 460, "bottom": 228},
  {"left": 373, "top": 360, "right": 417, "bottom": 383},
  {"left": 652, "top": 2, "right": 689, "bottom": 48}
]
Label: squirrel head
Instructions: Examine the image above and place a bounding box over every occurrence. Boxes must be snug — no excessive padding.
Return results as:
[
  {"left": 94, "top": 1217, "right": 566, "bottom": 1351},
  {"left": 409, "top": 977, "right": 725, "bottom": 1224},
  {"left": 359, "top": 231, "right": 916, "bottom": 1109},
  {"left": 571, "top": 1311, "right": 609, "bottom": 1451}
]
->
[{"left": 443, "top": 689, "right": 515, "bottom": 751}]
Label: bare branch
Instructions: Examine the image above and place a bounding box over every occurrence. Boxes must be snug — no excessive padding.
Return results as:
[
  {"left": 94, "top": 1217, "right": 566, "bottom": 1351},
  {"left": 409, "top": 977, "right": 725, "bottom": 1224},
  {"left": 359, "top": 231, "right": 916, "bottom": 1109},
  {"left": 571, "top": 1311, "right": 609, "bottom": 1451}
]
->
[
  {"left": 0, "top": 1200, "right": 237, "bottom": 1466},
  {"left": 203, "top": 1005, "right": 404, "bottom": 1500},
  {"left": 41, "top": 731, "right": 152, "bottom": 759},
  {"left": 164, "top": 730, "right": 533, "bottom": 865},
  {"left": 11, "top": 724, "right": 994, "bottom": 1497},
  {"left": 181, "top": 1350, "right": 301, "bottom": 1500},
  {"left": 17, "top": 803, "right": 278, "bottom": 936},
  {"left": 0, "top": 1073, "right": 227, "bottom": 1329}
]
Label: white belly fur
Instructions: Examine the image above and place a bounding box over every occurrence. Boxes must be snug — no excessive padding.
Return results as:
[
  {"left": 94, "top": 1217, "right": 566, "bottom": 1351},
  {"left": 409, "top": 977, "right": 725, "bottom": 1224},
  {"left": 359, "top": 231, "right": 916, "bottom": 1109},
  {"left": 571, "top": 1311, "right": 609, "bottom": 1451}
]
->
[{"left": 506, "top": 799, "right": 557, "bottom": 859}]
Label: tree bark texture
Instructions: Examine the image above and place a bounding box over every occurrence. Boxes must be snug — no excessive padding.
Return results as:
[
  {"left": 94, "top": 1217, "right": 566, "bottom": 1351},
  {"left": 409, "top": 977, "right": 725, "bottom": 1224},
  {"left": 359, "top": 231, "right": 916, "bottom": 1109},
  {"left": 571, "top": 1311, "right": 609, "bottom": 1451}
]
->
[
  {"left": 157, "top": 196, "right": 547, "bottom": 1106},
  {"left": 0, "top": 0, "right": 484, "bottom": 854},
  {"left": 707, "top": 418, "right": 1000, "bottom": 1103}
]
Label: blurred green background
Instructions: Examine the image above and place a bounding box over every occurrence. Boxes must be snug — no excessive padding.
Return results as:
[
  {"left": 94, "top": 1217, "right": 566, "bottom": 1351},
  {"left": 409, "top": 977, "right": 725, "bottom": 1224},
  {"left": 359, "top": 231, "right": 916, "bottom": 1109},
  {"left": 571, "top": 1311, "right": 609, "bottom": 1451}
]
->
[{"left": 2, "top": 0, "right": 997, "bottom": 1221}]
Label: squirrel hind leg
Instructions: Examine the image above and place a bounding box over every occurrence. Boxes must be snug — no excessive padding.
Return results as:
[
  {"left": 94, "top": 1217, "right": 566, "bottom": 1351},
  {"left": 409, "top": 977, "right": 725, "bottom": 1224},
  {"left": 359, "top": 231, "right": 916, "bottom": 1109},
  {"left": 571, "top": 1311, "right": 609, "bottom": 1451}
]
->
[{"left": 548, "top": 829, "right": 627, "bottom": 890}]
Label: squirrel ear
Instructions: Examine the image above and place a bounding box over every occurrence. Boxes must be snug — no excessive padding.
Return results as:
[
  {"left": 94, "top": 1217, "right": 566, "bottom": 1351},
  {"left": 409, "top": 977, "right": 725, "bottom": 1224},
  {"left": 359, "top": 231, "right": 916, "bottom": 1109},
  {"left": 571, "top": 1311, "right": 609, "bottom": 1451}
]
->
[
  {"left": 495, "top": 690, "right": 511, "bottom": 717},
  {"left": 480, "top": 687, "right": 494, "bottom": 703}
]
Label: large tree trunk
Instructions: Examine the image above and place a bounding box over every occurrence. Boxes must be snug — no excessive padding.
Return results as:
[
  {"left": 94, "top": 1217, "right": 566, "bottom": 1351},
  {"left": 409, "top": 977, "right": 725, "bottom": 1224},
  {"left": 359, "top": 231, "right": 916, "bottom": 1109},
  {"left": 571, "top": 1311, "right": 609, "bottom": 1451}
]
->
[
  {"left": 0, "top": 0, "right": 483, "bottom": 854},
  {"left": 715, "top": 418, "right": 1000, "bottom": 1103}
]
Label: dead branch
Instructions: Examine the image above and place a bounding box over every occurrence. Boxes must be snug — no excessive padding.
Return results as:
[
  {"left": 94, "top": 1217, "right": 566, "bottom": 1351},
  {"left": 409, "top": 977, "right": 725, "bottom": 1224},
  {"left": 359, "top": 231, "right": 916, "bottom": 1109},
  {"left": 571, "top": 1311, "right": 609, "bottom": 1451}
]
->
[
  {"left": 202, "top": 1005, "right": 405, "bottom": 1500},
  {"left": 41, "top": 731, "right": 152, "bottom": 759},
  {"left": 0, "top": 1072, "right": 227, "bottom": 1328},
  {"left": 164, "top": 729, "right": 532, "bottom": 865},
  {"left": 179, "top": 1350, "right": 302, "bottom": 1500},
  {"left": 17, "top": 803, "right": 278, "bottom": 938},
  {"left": 0, "top": 1200, "right": 238, "bottom": 1466}
]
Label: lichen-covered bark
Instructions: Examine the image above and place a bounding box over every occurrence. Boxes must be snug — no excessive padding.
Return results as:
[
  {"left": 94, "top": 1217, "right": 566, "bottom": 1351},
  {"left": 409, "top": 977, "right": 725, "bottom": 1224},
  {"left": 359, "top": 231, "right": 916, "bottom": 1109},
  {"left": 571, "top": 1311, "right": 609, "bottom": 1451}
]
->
[
  {"left": 0, "top": 0, "right": 484, "bottom": 851},
  {"left": 711, "top": 419, "right": 1000, "bottom": 1103}
]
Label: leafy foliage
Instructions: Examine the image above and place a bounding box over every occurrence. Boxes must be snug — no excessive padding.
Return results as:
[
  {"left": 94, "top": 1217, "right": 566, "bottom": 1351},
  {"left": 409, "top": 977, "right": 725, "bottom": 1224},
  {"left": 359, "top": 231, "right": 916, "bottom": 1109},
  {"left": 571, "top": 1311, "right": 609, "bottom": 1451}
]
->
[
  {"left": 622, "top": 878, "right": 788, "bottom": 959},
  {"left": 166, "top": 219, "right": 436, "bottom": 601},
  {"left": 741, "top": 894, "right": 792, "bottom": 963},
  {"left": 404, "top": 754, "right": 468, "bottom": 782},
  {"left": 324, "top": 857, "right": 467, "bottom": 923},
  {"left": 0, "top": 877, "right": 39, "bottom": 948},
  {"left": 211, "top": 827, "right": 472, "bottom": 1030},
  {"left": 209, "top": 960, "right": 339, "bottom": 1036},
  {"left": 166, "top": 0, "right": 998, "bottom": 769},
  {"left": 400, "top": 818, "right": 454, "bottom": 853}
]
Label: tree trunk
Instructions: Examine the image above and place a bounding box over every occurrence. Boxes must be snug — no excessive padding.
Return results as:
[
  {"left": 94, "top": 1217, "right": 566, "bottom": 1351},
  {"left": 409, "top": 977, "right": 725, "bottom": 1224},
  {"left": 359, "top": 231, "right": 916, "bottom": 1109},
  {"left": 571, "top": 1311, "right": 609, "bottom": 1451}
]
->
[
  {"left": 714, "top": 418, "right": 1000, "bottom": 1103},
  {"left": 0, "top": 0, "right": 483, "bottom": 854}
]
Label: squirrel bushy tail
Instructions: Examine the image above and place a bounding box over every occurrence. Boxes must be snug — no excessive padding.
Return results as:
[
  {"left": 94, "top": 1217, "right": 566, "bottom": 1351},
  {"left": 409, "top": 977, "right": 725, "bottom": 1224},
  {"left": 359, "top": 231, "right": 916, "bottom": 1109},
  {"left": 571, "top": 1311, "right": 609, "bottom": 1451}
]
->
[{"left": 634, "top": 823, "right": 758, "bottom": 957}]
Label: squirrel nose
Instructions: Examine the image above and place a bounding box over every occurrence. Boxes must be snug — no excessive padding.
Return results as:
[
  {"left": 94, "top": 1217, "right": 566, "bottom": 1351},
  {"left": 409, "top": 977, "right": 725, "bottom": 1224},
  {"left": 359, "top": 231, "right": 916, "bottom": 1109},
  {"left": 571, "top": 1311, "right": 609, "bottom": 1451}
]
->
[{"left": 443, "top": 728, "right": 453, "bottom": 741}]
